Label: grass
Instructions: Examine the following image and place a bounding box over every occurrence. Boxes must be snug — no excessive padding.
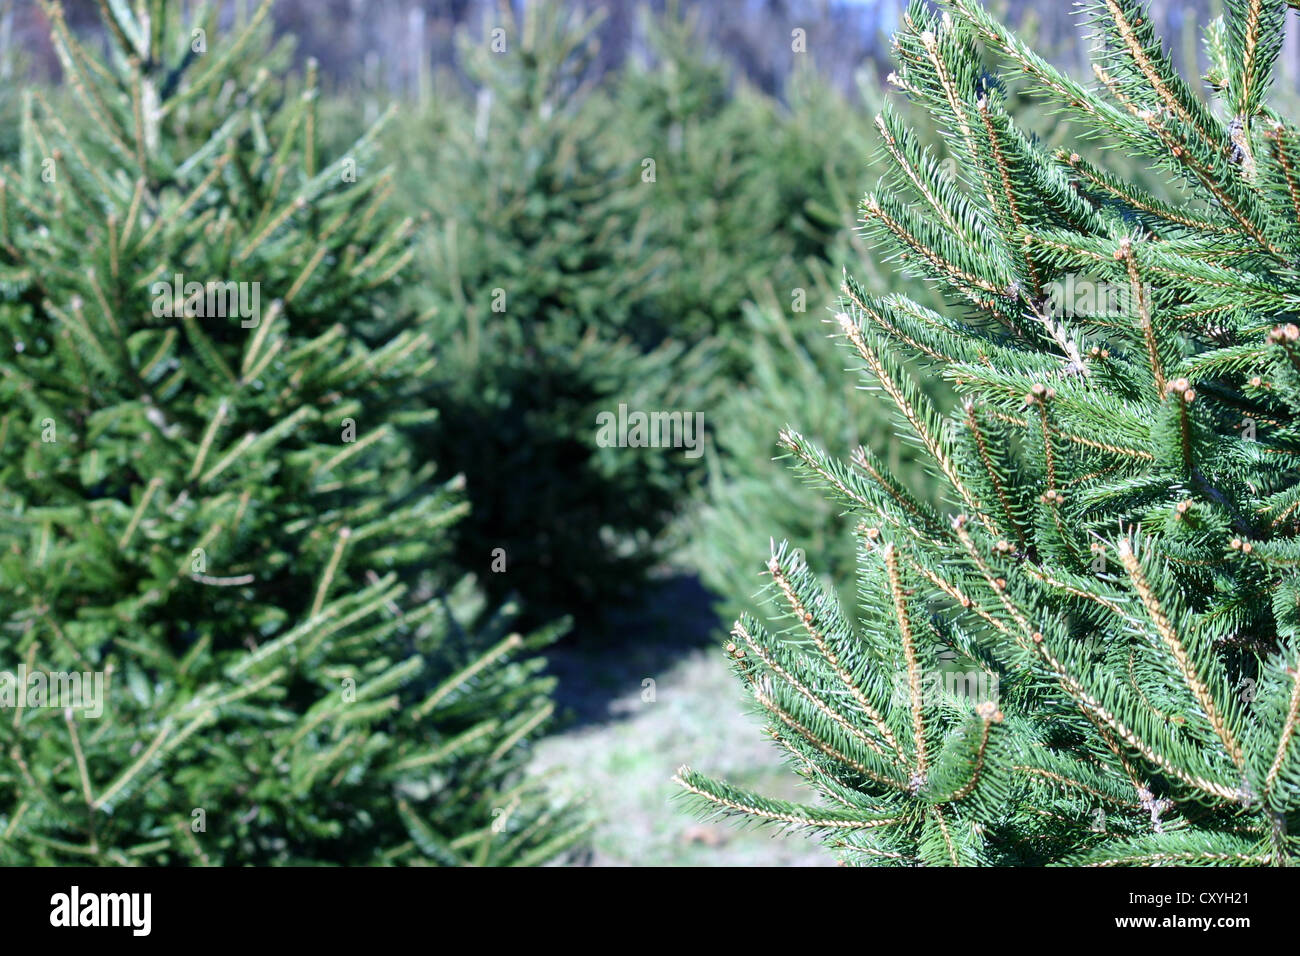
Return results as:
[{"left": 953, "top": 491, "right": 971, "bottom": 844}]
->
[{"left": 532, "top": 574, "right": 832, "bottom": 866}]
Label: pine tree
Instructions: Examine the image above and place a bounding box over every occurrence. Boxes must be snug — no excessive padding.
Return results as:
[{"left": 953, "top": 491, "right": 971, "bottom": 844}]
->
[
  {"left": 395, "top": 2, "right": 716, "bottom": 627},
  {"left": 617, "top": 9, "right": 857, "bottom": 349},
  {"left": 679, "top": 0, "right": 1300, "bottom": 866},
  {"left": 691, "top": 65, "right": 951, "bottom": 625},
  {"left": 0, "top": 0, "right": 585, "bottom": 866}
]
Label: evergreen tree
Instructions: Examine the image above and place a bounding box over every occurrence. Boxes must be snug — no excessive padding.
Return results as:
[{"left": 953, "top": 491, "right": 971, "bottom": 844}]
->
[
  {"left": 0, "top": 0, "right": 585, "bottom": 866},
  {"left": 618, "top": 10, "right": 864, "bottom": 349},
  {"left": 395, "top": 2, "right": 716, "bottom": 627},
  {"left": 690, "top": 67, "right": 950, "bottom": 624},
  {"left": 679, "top": 0, "right": 1300, "bottom": 866}
]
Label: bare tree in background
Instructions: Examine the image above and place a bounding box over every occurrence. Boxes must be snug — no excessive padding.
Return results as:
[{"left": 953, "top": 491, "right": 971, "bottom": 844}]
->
[{"left": 8, "top": 0, "right": 1300, "bottom": 99}]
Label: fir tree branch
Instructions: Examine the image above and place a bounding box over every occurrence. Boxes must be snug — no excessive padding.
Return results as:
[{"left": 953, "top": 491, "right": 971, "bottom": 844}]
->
[
  {"left": 674, "top": 768, "right": 904, "bottom": 832},
  {"left": 1265, "top": 660, "right": 1300, "bottom": 798},
  {"left": 767, "top": 556, "right": 908, "bottom": 764},
  {"left": 1117, "top": 537, "right": 1246, "bottom": 771},
  {"left": 883, "top": 544, "right": 928, "bottom": 780},
  {"left": 731, "top": 619, "right": 901, "bottom": 765}
]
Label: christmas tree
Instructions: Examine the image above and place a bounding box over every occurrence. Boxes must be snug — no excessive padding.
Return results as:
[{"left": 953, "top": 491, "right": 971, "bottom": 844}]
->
[
  {"left": 678, "top": 0, "right": 1300, "bottom": 866},
  {"left": 691, "top": 64, "right": 951, "bottom": 625},
  {"left": 0, "top": 0, "right": 585, "bottom": 866},
  {"left": 395, "top": 2, "right": 717, "bottom": 627}
]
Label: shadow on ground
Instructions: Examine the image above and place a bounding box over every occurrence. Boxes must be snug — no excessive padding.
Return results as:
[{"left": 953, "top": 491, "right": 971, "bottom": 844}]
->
[
  {"left": 533, "top": 570, "right": 833, "bottom": 866},
  {"left": 544, "top": 572, "right": 723, "bottom": 728}
]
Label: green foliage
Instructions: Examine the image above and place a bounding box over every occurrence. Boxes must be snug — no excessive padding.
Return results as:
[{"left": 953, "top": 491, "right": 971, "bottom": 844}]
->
[
  {"left": 0, "top": 0, "right": 584, "bottom": 865},
  {"left": 394, "top": 3, "right": 720, "bottom": 625},
  {"left": 689, "top": 68, "right": 948, "bottom": 624},
  {"left": 0, "top": 41, "right": 20, "bottom": 162},
  {"left": 617, "top": 11, "right": 873, "bottom": 351},
  {"left": 389, "top": 3, "right": 961, "bottom": 633},
  {"left": 693, "top": 291, "right": 869, "bottom": 621},
  {"left": 681, "top": 0, "right": 1300, "bottom": 866}
]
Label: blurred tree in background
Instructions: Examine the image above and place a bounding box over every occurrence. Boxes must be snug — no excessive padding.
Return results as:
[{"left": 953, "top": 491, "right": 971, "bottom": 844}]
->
[
  {"left": 394, "top": 3, "right": 720, "bottom": 627},
  {"left": 387, "top": 1, "right": 951, "bottom": 633},
  {"left": 16, "top": 1, "right": 1300, "bottom": 104}
]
